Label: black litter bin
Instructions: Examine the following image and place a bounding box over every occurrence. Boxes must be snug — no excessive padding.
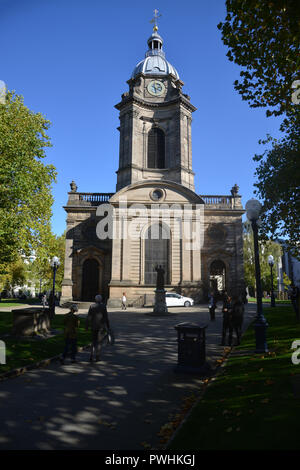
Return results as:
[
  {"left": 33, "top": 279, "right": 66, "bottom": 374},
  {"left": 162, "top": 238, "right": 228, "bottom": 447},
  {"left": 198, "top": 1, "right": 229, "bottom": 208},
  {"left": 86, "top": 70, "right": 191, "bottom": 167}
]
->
[{"left": 174, "top": 322, "right": 211, "bottom": 375}]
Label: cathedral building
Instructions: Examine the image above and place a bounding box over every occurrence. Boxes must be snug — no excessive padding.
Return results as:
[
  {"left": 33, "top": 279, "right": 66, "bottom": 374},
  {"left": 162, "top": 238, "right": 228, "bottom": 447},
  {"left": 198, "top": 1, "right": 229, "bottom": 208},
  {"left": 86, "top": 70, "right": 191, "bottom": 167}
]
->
[{"left": 60, "top": 25, "right": 245, "bottom": 307}]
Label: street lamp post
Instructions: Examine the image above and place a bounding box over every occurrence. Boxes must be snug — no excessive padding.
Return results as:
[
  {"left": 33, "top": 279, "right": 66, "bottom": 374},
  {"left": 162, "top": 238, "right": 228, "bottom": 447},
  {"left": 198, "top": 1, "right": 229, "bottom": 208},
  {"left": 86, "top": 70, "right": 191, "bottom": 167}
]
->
[
  {"left": 268, "top": 255, "right": 276, "bottom": 308},
  {"left": 245, "top": 199, "right": 268, "bottom": 353},
  {"left": 50, "top": 256, "right": 60, "bottom": 318}
]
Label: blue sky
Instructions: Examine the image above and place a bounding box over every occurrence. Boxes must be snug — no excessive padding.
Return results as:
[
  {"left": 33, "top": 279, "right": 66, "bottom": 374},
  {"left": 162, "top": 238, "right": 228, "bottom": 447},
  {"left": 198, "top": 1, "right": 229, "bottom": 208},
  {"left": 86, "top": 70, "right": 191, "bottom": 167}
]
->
[{"left": 1, "top": 0, "right": 283, "bottom": 236}]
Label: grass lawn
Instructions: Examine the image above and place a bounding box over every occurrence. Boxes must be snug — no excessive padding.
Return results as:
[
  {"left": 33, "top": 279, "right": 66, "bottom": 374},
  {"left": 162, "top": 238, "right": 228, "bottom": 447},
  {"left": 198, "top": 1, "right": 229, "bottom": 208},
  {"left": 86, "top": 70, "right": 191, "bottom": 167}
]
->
[
  {"left": 0, "top": 311, "right": 91, "bottom": 375},
  {"left": 0, "top": 298, "right": 40, "bottom": 308},
  {"left": 168, "top": 305, "right": 300, "bottom": 450},
  {"left": 248, "top": 297, "right": 290, "bottom": 304}
]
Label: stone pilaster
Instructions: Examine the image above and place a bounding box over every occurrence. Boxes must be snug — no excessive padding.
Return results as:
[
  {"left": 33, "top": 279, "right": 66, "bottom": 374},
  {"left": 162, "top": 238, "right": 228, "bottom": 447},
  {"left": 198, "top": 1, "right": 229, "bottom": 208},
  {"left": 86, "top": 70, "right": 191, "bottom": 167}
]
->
[{"left": 60, "top": 226, "right": 74, "bottom": 304}]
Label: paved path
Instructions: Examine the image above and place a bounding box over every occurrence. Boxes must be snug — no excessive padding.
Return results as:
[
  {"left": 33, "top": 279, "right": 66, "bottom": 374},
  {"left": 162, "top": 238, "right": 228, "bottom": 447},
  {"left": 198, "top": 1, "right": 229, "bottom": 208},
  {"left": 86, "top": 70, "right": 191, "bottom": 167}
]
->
[{"left": 0, "top": 304, "right": 256, "bottom": 450}]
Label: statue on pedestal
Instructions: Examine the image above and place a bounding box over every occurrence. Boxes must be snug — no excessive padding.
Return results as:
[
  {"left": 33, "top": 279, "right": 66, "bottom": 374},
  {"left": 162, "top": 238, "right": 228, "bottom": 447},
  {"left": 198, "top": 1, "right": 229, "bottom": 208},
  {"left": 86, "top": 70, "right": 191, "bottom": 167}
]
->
[
  {"left": 155, "top": 265, "right": 165, "bottom": 290},
  {"left": 153, "top": 265, "right": 168, "bottom": 314}
]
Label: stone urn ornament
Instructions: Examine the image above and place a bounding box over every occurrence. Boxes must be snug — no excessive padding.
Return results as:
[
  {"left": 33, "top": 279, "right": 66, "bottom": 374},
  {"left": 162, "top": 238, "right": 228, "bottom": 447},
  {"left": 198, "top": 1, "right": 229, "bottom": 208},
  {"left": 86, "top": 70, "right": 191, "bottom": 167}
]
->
[{"left": 70, "top": 180, "right": 78, "bottom": 192}]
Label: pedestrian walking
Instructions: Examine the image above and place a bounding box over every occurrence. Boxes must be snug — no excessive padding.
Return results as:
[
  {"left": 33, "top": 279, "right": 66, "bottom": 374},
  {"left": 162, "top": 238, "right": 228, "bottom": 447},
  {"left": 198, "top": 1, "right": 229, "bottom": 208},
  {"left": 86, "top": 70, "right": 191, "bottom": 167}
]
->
[
  {"left": 48, "top": 292, "right": 55, "bottom": 318},
  {"left": 121, "top": 292, "right": 127, "bottom": 310},
  {"left": 42, "top": 294, "right": 47, "bottom": 309},
  {"left": 242, "top": 289, "right": 248, "bottom": 304},
  {"left": 86, "top": 294, "right": 110, "bottom": 362},
  {"left": 290, "top": 284, "right": 300, "bottom": 322},
  {"left": 221, "top": 292, "right": 233, "bottom": 346},
  {"left": 60, "top": 305, "right": 80, "bottom": 364},
  {"left": 208, "top": 292, "right": 216, "bottom": 321},
  {"left": 222, "top": 291, "right": 231, "bottom": 313}
]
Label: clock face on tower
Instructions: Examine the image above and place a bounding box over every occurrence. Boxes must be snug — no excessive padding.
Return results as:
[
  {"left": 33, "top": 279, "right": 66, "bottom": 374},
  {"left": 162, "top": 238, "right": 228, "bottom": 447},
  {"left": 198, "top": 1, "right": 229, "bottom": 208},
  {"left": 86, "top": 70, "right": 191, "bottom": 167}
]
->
[{"left": 147, "top": 80, "right": 165, "bottom": 96}]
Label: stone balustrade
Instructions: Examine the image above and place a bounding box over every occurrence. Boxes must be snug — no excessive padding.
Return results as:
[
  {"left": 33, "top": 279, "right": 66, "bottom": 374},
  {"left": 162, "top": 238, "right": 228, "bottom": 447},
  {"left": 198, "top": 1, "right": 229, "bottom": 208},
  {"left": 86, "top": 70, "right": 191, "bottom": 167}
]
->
[
  {"left": 67, "top": 191, "right": 242, "bottom": 209},
  {"left": 67, "top": 192, "right": 114, "bottom": 207},
  {"left": 200, "top": 195, "right": 243, "bottom": 209}
]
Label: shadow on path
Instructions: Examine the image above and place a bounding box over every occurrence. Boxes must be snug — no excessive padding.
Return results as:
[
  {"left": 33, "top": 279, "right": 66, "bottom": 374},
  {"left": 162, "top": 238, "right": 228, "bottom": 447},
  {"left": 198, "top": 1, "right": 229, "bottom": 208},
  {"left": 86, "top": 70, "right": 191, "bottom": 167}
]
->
[{"left": 0, "top": 304, "right": 256, "bottom": 450}]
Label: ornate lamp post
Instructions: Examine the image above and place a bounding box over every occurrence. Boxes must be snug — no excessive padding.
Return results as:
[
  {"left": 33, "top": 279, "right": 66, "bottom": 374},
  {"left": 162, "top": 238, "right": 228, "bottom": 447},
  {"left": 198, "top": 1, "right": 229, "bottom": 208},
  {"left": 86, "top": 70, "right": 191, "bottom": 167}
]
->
[
  {"left": 245, "top": 199, "right": 268, "bottom": 353},
  {"left": 50, "top": 256, "right": 60, "bottom": 317},
  {"left": 268, "top": 255, "right": 276, "bottom": 308}
]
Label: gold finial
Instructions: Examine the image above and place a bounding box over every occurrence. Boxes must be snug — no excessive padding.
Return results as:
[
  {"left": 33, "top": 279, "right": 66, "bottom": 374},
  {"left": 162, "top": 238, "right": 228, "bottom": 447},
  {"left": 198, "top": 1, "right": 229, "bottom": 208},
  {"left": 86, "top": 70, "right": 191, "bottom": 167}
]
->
[{"left": 150, "top": 8, "right": 161, "bottom": 32}]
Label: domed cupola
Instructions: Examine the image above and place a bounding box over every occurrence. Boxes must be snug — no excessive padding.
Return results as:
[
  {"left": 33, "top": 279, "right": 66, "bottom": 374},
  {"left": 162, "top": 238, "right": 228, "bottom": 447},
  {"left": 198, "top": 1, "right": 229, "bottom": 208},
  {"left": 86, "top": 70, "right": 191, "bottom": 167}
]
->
[{"left": 132, "top": 26, "right": 179, "bottom": 79}]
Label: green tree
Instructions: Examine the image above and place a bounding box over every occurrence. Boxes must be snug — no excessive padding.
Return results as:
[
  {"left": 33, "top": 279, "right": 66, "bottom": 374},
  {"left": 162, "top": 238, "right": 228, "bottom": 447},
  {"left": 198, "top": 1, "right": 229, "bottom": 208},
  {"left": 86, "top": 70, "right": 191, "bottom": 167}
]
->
[
  {"left": 217, "top": 0, "right": 300, "bottom": 118},
  {"left": 218, "top": 1, "right": 300, "bottom": 255},
  {"left": 283, "top": 272, "right": 291, "bottom": 290},
  {"left": 28, "top": 231, "right": 66, "bottom": 293},
  {"left": 0, "top": 256, "right": 27, "bottom": 293},
  {"left": 243, "top": 221, "right": 282, "bottom": 295},
  {"left": 0, "top": 231, "right": 66, "bottom": 296},
  {"left": 253, "top": 125, "right": 300, "bottom": 256},
  {"left": 0, "top": 91, "right": 57, "bottom": 269}
]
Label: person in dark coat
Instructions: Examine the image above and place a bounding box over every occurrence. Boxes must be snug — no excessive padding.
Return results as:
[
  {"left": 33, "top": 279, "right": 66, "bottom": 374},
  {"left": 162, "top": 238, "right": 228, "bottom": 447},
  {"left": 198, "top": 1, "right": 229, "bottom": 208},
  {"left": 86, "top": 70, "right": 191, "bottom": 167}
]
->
[
  {"left": 228, "top": 296, "right": 244, "bottom": 345},
  {"left": 208, "top": 292, "right": 216, "bottom": 321},
  {"left": 222, "top": 291, "right": 231, "bottom": 313},
  {"left": 48, "top": 292, "right": 55, "bottom": 318},
  {"left": 85, "top": 294, "right": 110, "bottom": 362},
  {"left": 221, "top": 291, "right": 232, "bottom": 346},
  {"left": 290, "top": 284, "right": 300, "bottom": 322},
  {"left": 60, "top": 305, "right": 80, "bottom": 364}
]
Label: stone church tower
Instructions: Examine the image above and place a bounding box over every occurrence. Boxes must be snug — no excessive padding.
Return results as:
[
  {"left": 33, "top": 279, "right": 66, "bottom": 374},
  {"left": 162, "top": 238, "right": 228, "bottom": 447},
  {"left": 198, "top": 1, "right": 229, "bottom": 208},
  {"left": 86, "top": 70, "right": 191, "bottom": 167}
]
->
[
  {"left": 115, "top": 29, "right": 195, "bottom": 192},
  {"left": 60, "top": 24, "right": 245, "bottom": 307}
]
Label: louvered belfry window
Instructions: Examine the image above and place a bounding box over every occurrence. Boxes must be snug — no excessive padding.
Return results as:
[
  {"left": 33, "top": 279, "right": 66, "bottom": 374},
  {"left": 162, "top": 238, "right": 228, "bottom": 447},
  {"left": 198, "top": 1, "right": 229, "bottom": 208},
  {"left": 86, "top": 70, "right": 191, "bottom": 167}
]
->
[{"left": 147, "top": 127, "right": 165, "bottom": 169}]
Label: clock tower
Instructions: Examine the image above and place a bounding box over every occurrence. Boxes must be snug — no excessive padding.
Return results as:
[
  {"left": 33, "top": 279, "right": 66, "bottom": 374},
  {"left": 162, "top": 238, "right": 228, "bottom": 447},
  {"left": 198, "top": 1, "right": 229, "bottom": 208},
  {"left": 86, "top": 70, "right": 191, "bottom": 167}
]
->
[{"left": 115, "top": 27, "right": 196, "bottom": 192}]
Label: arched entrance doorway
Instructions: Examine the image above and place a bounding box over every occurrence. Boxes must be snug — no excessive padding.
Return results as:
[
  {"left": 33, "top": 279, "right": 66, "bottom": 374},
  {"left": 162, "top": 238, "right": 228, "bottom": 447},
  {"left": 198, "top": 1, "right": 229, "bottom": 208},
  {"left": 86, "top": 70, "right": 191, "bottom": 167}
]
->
[
  {"left": 81, "top": 258, "right": 99, "bottom": 301},
  {"left": 210, "top": 260, "right": 226, "bottom": 296}
]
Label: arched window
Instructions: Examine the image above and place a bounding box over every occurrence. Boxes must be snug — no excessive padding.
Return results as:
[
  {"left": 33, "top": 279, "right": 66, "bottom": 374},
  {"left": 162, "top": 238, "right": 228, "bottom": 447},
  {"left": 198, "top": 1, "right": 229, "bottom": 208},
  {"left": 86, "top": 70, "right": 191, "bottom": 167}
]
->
[
  {"left": 209, "top": 260, "right": 226, "bottom": 294},
  {"left": 144, "top": 223, "right": 169, "bottom": 285},
  {"left": 147, "top": 127, "right": 165, "bottom": 169}
]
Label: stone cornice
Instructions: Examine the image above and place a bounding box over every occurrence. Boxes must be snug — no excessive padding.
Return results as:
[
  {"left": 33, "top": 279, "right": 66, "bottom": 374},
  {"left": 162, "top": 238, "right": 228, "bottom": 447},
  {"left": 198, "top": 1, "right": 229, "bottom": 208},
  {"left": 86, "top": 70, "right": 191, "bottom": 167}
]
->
[
  {"left": 115, "top": 94, "right": 197, "bottom": 113},
  {"left": 63, "top": 206, "right": 98, "bottom": 212},
  {"left": 204, "top": 208, "right": 245, "bottom": 216},
  {"left": 116, "top": 163, "right": 195, "bottom": 176}
]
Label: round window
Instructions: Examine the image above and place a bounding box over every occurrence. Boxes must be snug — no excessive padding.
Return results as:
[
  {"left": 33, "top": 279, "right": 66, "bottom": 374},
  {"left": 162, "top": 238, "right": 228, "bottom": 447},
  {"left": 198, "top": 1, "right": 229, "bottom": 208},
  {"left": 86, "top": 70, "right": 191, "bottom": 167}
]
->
[{"left": 151, "top": 189, "right": 164, "bottom": 201}]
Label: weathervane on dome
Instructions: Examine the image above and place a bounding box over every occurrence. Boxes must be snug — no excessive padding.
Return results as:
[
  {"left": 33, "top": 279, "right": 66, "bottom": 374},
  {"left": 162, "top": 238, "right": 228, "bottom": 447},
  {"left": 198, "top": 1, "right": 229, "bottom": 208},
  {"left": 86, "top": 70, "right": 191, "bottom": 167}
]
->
[{"left": 150, "top": 9, "right": 162, "bottom": 32}]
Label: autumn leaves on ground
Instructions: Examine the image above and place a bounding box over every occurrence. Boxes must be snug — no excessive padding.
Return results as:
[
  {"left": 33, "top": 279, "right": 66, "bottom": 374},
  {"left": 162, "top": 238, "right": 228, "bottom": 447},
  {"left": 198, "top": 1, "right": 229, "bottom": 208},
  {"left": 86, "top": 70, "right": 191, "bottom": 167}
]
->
[{"left": 166, "top": 306, "right": 300, "bottom": 450}]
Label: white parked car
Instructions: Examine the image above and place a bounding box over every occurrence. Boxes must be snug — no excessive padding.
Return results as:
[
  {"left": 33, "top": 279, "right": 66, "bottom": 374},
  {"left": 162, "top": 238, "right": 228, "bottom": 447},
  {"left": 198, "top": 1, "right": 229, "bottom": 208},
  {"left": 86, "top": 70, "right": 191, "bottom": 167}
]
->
[{"left": 165, "top": 292, "right": 194, "bottom": 307}]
